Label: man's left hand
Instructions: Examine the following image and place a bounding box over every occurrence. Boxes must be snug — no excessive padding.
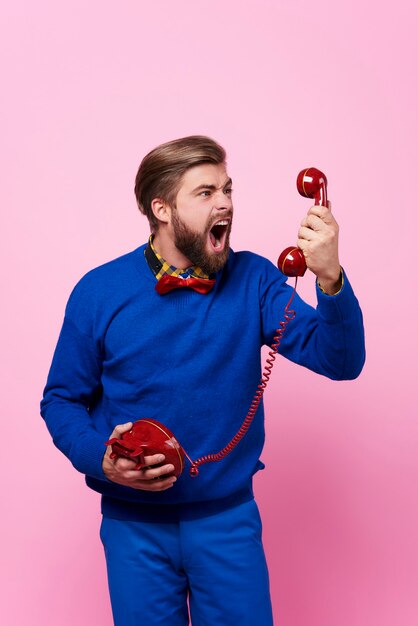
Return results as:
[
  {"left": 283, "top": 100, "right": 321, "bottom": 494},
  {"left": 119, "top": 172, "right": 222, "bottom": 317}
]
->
[{"left": 297, "top": 203, "right": 341, "bottom": 295}]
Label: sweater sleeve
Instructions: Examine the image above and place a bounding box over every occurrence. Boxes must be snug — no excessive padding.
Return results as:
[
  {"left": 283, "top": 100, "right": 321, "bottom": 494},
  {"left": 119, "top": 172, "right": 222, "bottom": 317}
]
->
[
  {"left": 260, "top": 264, "right": 365, "bottom": 380},
  {"left": 40, "top": 291, "right": 110, "bottom": 482}
]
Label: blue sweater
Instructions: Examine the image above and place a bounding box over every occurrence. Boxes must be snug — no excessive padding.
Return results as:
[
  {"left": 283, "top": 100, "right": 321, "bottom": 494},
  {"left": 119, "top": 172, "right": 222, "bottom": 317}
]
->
[{"left": 41, "top": 245, "right": 365, "bottom": 516}]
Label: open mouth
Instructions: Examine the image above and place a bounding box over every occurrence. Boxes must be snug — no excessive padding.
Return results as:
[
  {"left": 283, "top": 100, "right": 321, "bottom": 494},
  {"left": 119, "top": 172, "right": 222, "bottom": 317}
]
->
[{"left": 209, "top": 219, "right": 230, "bottom": 252}]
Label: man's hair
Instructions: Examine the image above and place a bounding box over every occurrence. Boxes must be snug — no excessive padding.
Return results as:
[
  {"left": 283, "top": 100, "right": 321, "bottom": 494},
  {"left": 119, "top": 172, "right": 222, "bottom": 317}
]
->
[{"left": 134, "top": 135, "right": 226, "bottom": 231}]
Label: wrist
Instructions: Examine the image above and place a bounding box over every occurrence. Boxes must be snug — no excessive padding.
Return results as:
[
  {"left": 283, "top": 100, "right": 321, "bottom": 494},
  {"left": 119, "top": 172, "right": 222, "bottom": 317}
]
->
[{"left": 317, "top": 267, "right": 343, "bottom": 295}]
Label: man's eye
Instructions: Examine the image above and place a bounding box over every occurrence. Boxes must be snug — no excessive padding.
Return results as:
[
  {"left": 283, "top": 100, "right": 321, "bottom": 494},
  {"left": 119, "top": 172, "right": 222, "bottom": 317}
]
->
[
  {"left": 224, "top": 188, "right": 233, "bottom": 195},
  {"left": 200, "top": 190, "right": 211, "bottom": 197}
]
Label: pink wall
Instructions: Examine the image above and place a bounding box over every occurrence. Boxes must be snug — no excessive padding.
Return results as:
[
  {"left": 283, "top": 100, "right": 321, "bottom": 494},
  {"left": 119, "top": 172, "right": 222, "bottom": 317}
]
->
[{"left": 2, "top": 1, "right": 417, "bottom": 624}]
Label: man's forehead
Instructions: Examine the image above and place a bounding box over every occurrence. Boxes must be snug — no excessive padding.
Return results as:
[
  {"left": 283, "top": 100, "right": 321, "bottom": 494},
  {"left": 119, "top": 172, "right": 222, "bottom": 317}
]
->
[{"left": 182, "top": 163, "right": 230, "bottom": 188}]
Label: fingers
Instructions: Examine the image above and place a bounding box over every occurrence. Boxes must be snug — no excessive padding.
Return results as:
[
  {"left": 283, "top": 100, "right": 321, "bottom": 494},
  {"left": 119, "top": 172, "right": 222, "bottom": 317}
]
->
[
  {"left": 299, "top": 206, "right": 339, "bottom": 242},
  {"left": 306, "top": 204, "right": 334, "bottom": 224},
  {"left": 297, "top": 226, "right": 315, "bottom": 243},
  {"left": 113, "top": 456, "right": 141, "bottom": 471},
  {"left": 127, "top": 462, "right": 177, "bottom": 491},
  {"left": 124, "top": 463, "right": 175, "bottom": 481},
  {"left": 296, "top": 238, "right": 308, "bottom": 255},
  {"left": 135, "top": 475, "right": 177, "bottom": 492},
  {"left": 104, "top": 456, "right": 177, "bottom": 491},
  {"left": 143, "top": 453, "right": 166, "bottom": 467},
  {"left": 112, "top": 452, "right": 169, "bottom": 472},
  {"left": 296, "top": 198, "right": 340, "bottom": 279},
  {"left": 113, "top": 449, "right": 176, "bottom": 491},
  {"left": 300, "top": 214, "right": 324, "bottom": 232}
]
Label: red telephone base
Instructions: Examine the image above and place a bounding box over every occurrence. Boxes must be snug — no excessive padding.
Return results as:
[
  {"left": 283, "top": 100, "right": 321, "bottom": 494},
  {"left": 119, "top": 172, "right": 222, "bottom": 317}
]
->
[{"left": 105, "top": 419, "right": 185, "bottom": 477}]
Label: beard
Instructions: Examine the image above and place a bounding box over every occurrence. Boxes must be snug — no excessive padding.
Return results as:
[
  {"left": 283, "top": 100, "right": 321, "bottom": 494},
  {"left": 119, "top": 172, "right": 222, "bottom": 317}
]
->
[{"left": 171, "top": 209, "right": 232, "bottom": 275}]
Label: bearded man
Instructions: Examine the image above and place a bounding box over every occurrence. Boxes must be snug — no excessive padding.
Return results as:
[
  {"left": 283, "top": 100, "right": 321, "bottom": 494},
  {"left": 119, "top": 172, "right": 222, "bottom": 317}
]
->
[{"left": 41, "top": 135, "right": 365, "bottom": 626}]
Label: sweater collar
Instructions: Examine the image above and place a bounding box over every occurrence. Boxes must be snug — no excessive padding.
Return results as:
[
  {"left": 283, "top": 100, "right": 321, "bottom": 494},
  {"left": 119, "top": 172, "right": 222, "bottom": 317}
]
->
[{"left": 144, "top": 235, "right": 213, "bottom": 281}]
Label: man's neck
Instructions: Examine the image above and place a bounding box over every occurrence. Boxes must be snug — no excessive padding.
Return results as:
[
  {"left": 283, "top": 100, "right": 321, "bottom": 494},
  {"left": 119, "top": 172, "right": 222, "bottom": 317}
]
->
[{"left": 152, "top": 230, "right": 193, "bottom": 270}]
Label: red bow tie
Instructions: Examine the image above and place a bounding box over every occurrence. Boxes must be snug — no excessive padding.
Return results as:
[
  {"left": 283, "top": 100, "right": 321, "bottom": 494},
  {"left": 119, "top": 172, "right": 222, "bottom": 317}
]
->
[{"left": 155, "top": 274, "right": 215, "bottom": 295}]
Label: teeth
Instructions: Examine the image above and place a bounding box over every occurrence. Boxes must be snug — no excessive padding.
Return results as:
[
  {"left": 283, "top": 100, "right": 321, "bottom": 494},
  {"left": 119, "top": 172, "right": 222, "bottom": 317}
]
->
[{"left": 215, "top": 220, "right": 228, "bottom": 226}]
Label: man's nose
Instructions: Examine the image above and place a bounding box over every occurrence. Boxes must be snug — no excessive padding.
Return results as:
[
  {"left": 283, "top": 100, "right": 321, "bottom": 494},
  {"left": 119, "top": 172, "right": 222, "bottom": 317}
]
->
[{"left": 213, "top": 191, "right": 233, "bottom": 211}]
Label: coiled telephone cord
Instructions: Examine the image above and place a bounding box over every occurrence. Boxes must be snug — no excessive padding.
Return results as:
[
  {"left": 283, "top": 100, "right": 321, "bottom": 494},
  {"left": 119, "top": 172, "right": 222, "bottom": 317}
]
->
[{"left": 188, "top": 279, "right": 298, "bottom": 476}]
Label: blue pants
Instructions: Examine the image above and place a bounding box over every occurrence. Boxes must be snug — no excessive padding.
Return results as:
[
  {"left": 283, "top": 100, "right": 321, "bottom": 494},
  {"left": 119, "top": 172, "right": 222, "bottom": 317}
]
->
[{"left": 100, "top": 499, "right": 274, "bottom": 625}]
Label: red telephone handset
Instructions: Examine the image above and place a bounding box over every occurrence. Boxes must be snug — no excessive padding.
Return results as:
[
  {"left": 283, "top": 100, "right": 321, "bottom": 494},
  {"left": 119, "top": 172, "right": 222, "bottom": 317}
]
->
[
  {"left": 278, "top": 167, "right": 328, "bottom": 277},
  {"left": 106, "top": 168, "right": 329, "bottom": 478}
]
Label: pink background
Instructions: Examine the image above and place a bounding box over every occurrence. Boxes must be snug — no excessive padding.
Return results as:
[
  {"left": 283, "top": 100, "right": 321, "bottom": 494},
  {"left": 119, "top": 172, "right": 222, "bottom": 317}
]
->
[{"left": 2, "top": 1, "right": 417, "bottom": 624}]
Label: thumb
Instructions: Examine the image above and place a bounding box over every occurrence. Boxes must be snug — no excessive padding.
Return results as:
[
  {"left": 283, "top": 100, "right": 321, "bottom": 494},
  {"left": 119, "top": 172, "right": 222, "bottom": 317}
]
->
[{"left": 108, "top": 421, "right": 133, "bottom": 441}]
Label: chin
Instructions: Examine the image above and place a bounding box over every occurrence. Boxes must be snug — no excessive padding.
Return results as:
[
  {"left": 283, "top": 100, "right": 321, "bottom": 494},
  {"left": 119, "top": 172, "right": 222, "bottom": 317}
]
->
[{"left": 199, "top": 248, "right": 230, "bottom": 275}]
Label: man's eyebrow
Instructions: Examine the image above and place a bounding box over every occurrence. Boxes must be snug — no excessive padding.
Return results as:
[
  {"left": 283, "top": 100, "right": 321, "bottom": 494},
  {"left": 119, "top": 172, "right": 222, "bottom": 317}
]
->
[{"left": 191, "top": 178, "right": 233, "bottom": 193}]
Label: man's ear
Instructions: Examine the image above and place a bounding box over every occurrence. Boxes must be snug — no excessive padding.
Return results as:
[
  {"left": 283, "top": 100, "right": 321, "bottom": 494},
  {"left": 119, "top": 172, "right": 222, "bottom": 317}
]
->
[{"left": 151, "top": 198, "right": 171, "bottom": 226}]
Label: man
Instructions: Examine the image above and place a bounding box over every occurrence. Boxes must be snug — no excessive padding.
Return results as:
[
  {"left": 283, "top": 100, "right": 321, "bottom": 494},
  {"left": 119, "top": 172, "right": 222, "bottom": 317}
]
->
[{"left": 41, "top": 135, "right": 365, "bottom": 625}]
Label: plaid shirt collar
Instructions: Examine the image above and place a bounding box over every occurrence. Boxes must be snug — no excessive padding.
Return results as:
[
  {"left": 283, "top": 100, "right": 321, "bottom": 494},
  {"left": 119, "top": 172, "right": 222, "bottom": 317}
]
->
[{"left": 144, "top": 235, "right": 213, "bottom": 281}]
